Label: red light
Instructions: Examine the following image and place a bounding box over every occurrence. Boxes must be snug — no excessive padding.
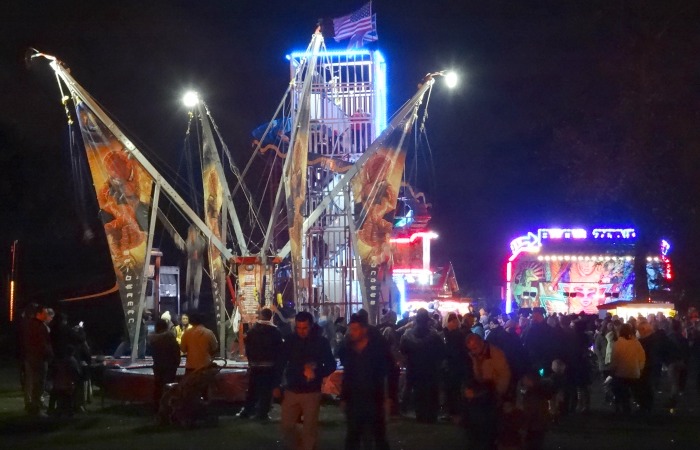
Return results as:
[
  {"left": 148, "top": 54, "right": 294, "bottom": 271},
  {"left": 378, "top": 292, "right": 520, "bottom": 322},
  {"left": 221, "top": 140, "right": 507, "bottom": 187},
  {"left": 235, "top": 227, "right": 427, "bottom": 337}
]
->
[{"left": 390, "top": 231, "right": 438, "bottom": 245}]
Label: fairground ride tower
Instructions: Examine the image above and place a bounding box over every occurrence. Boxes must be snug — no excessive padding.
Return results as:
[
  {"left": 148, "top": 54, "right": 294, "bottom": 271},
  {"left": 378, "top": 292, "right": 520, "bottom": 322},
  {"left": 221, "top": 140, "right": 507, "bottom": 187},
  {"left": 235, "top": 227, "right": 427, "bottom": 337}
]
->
[{"left": 287, "top": 49, "right": 387, "bottom": 317}]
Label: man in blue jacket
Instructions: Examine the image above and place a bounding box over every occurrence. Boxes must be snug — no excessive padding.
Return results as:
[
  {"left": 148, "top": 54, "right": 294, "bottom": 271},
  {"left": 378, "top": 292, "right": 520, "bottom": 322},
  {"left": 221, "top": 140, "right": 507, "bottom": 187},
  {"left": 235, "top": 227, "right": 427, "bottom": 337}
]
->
[{"left": 276, "top": 311, "right": 335, "bottom": 450}]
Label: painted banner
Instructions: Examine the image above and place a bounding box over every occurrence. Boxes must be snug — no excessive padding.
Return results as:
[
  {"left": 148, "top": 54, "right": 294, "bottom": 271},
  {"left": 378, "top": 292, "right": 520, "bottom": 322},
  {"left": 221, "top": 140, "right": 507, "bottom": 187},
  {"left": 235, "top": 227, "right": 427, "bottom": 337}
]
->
[
  {"left": 200, "top": 112, "right": 227, "bottom": 329},
  {"left": 351, "top": 115, "right": 415, "bottom": 308},
  {"left": 285, "top": 34, "right": 321, "bottom": 303},
  {"left": 237, "top": 263, "right": 263, "bottom": 324},
  {"left": 75, "top": 103, "right": 154, "bottom": 346},
  {"left": 510, "top": 258, "right": 636, "bottom": 314},
  {"left": 285, "top": 116, "right": 310, "bottom": 303}
]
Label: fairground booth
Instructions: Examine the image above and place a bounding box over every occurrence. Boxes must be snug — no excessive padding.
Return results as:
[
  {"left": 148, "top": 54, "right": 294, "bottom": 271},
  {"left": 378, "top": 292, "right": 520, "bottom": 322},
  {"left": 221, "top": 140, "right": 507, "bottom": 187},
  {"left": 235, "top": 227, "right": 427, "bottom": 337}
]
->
[{"left": 505, "top": 228, "right": 673, "bottom": 315}]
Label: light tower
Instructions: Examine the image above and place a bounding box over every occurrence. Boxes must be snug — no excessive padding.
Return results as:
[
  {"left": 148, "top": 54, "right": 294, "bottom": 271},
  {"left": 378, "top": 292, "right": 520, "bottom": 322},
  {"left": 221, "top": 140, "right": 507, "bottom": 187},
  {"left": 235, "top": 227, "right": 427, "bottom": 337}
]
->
[{"left": 287, "top": 49, "right": 387, "bottom": 317}]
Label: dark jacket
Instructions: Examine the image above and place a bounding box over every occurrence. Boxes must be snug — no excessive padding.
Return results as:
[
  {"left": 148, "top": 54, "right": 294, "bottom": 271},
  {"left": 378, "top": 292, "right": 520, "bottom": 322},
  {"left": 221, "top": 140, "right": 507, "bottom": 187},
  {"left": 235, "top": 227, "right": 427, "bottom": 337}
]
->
[
  {"left": 279, "top": 325, "right": 336, "bottom": 393},
  {"left": 148, "top": 331, "right": 181, "bottom": 378},
  {"left": 486, "top": 325, "right": 529, "bottom": 380},
  {"left": 400, "top": 325, "right": 445, "bottom": 382},
  {"left": 667, "top": 331, "right": 690, "bottom": 363},
  {"left": 245, "top": 321, "right": 283, "bottom": 366},
  {"left": 444, "top": 327, "right": 471, "bottom": 381},
  {"left": 22, "top": 317, "right": 53, "bottom": 363},
  {"left": 338, "top": 331, "right": 389, "bottom": 407},
  {"left": 523, "top": 321, "right": 557, "bottom": 373}
]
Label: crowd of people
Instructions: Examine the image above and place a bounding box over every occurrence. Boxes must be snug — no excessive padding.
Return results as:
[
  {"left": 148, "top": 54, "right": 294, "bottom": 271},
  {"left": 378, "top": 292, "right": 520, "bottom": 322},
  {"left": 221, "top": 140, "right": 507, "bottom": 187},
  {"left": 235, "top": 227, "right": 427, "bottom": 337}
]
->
[
  {"left": 17, "top": 303, "right": 92, "bottom": 418},
  {"left": 16, "top": 300, "right": 700, "bottom": 450},
  {"left": 248, "top": 303, "right": 700, "bottom": 450}
]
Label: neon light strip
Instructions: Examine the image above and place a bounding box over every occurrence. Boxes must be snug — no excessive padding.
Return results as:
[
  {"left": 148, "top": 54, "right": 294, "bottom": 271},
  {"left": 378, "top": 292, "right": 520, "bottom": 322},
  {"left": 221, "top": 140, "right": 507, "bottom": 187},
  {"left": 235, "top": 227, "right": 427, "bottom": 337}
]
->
[
  {"left": 505, "top": 262, "right": 513, "bottom": 314},
  {"left": 538, "top": 228, "right": 587, "bottom": 240},
  {"left": 392, "top": 268, "right": 433, "bottom": 275},
  {"left": 288, "top": 49, "right": 373, "bottom": 58},
  {"left": 390, "top": 231, "right": 438, "bottom": 244},
  {"left": 9, "top": 280, "right": 14, "bottom": 322},
  {"left": 396, "top": 276, "right": 407, "bottom": 314},
  {"left": 591, "top": 228, "right": 636, "bottom": 239},
  {"left": 537, "top": 255, "right": 634, "bottom": 262},
  {"left": 373, "top": 50, "right": 387, "bottom": 133}
]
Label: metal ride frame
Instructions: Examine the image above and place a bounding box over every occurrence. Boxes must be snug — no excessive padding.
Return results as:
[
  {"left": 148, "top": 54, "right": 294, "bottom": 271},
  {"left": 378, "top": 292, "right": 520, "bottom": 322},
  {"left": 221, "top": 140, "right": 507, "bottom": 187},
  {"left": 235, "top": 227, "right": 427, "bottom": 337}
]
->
[{"left": 286, "top": 49, "right": 387, "bottom": 318}]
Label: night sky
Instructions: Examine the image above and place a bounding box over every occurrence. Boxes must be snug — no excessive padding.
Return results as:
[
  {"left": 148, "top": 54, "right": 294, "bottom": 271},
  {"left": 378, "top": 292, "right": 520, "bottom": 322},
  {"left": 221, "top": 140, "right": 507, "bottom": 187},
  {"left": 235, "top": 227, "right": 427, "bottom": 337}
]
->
[{"left": 2, "top": 1, "right": 700, "bottom": 313}]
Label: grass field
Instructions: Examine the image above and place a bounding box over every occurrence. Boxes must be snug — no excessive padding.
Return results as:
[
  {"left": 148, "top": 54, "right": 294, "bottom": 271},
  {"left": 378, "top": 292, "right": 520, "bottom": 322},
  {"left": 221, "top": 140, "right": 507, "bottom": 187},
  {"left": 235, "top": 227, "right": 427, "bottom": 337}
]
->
[{"left": 1, "top": 360, "right": 699, "bottom": 450}]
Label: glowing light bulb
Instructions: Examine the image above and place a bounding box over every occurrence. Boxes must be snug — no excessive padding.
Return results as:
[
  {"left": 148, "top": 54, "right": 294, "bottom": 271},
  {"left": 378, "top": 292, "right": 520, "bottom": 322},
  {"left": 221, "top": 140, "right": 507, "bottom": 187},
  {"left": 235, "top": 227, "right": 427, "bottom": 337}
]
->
[
  {"left": 183, "top": 91, "right": 199, "bottom": 108},
  {"left": 444, "top": 71, "right": 458, "bottom": 89}
]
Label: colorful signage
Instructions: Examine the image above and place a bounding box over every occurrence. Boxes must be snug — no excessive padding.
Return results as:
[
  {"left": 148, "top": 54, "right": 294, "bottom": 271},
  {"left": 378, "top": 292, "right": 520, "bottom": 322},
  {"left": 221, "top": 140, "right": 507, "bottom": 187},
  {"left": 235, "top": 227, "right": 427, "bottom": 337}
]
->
[{"left": 507, "top": 227, "right": 671, "bottom": 314}]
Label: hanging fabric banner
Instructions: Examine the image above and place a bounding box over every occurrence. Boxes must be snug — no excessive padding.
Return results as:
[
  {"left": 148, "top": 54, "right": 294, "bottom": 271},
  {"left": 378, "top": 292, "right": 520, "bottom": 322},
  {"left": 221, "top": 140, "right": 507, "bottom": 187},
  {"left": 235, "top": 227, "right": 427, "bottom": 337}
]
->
[
  {"left": 74, "top": 102, "right": 155, "bottom": 347},
  {"left": 199, "top": 109, "right": 227, "bottom": 330},
  {"left": 284, "top": 32, "right": 322, "bottom": 303},
  {"left": 351, "top": 112, "right": 417, "bottom": 310}
]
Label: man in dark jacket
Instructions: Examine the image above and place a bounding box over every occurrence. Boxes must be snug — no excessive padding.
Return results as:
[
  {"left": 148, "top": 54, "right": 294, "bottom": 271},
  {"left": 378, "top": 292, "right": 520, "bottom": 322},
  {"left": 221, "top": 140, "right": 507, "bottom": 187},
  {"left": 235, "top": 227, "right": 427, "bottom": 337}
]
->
[
  {"left": 443, "top": 312, "right": 471, "bottom": 417},
  {"left": 338, "top": 314, "right": 390, "bottom": 450},
  {"left": 523, "top": 308, "right": 557, "bottom": 376},
  {"left": 486, "top": 316, "right": 529, "bottom": 395},
  {"left": 22, "top": 304, "right": 53, "bottom": 416},
  {"left": 277, "top": 311, "right": 335, "bottom": 450},
  {"left": 239, "top": 308, "right": 283, "bottom": 420},
  {"left": 148, "top": 318, "right": 181, "bottom": 411},
  {"left": 400, "top": 308, "right": 445, "bottom": 423}
]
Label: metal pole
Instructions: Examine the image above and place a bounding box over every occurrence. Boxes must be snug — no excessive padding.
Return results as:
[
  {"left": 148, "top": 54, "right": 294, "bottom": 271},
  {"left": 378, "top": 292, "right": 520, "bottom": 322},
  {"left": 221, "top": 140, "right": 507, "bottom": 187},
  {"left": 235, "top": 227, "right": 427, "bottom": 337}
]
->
[{"left": 131, "top": 181, "right": 161, "bottom": 361}]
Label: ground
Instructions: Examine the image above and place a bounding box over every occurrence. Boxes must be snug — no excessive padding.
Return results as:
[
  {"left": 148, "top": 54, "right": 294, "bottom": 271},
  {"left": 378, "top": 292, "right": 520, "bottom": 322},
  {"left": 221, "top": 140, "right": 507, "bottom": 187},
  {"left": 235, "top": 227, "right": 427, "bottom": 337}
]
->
[{"left": 1, "top": 359, "right": 698, "bottom": 450}]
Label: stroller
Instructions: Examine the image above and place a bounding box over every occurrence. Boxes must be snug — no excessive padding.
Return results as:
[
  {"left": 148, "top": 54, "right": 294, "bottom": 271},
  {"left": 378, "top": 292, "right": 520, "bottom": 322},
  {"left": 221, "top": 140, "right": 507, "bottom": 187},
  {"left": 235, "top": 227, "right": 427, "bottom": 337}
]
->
[{"left": 157, "top": 359, "right": 226, "bottom": 427}]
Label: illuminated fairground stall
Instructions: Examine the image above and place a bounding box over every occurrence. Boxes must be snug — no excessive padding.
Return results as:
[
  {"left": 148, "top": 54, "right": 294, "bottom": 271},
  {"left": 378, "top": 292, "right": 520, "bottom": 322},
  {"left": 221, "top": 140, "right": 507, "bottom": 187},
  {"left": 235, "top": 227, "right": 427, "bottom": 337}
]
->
[
  {"left": 390, "top": 229, "right": 470, "bottom": 315},
  {"left": 505, "top": 228, "right": 673, "bottom": 315}
]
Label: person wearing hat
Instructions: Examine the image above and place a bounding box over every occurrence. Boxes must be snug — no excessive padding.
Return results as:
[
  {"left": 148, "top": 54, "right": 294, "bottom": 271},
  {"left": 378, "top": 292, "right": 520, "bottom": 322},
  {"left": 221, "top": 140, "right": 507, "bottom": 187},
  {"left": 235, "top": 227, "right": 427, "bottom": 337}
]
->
[{"left": 160, "top": 311, "right": 173, "bottom": 331}]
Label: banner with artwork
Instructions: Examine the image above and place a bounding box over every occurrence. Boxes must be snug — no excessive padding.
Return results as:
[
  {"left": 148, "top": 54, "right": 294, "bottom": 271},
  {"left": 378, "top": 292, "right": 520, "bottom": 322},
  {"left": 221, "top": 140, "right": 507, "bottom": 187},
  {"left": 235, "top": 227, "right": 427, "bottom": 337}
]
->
[
  {"left": 237, "top": 263, "right": 264, "bottom": 324},
  {"left": 75, "top": 102, "right": 154, "bottom": 346},
  {"left": 200, "top": 112, "right": 227, "bottom": 329},
  {"left": 284, "top": 32, "right": 322, "bottom": 303},
  {"left": 510, "top": 258, "right": 635, "bottom": 314},
  {"left": 351, "top": 114, "right": 415, "bottom": 309}
]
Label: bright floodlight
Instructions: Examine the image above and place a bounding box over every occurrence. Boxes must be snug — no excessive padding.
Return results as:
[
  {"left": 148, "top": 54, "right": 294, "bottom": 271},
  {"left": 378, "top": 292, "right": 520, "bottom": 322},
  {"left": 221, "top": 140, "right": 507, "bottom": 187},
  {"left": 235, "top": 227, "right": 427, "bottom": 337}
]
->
[
  {"left": 182, "top": 91, "right": 199, "bottom": 108},
  {"left": 444, "top": 71, "right": 458, "bottom": 89}
]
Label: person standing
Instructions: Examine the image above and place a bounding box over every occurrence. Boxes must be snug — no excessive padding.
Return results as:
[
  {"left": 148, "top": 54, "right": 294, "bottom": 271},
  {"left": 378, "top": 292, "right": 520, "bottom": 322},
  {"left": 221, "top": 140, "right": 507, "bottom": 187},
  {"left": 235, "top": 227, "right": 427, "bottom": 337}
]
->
[
  {"left": 666, "top": 319, "right": 690, "bottom": 409},
  {"left": 610, "top": 324, "right": 645, "bottom": 414},
  {"left": 523, "top": 308, "right": 557, "bottom": 376},
  {"left": 463, "top": 333, "right": 511, "bottom": 450},
  {"left": 22, "top": 304, "right": 53, "bottom": 417},
  {"left": 173, "top": 313, "right": 192, "bottom": 347},
  {"left": 636, "top": 321, "right": 656, "bottom": 413},
  {"left": 443, "top": 312, "right": 471, "bottom": 419},
  {"left": 400, "top": 308, "right": 445, "bottom": 423},
  {"left": 338, "top": 314, "right": 391, "bottom": 450},
  {"left": 238, "top": 308, "right": 283, "bottom": 421},
  {"left": 180, "top": 313, "right": 218, "bottom": 373},
  {"left": 149, "top": 318, "right": 181, "bottom": 411},
  {"left": 277, "top": 311, "right": 336, "bottom": 450},
  {"left": 486, "top": 315, "right": 529, "bottom": 391}
]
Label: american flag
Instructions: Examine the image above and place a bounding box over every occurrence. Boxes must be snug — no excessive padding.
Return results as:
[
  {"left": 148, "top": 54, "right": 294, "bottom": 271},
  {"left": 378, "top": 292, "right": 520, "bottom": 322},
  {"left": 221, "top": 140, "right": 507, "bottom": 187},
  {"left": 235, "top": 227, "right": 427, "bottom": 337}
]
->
[{"left": 333, "top": 3, "right": 375, "bottom": 42}]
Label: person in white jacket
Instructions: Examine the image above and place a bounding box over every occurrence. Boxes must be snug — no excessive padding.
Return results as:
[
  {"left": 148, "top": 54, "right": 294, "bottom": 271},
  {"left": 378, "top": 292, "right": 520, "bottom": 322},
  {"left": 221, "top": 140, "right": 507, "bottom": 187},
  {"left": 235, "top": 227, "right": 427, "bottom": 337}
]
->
[{"left": 610, "top": 324, "right": 646, "bottom": 414}]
